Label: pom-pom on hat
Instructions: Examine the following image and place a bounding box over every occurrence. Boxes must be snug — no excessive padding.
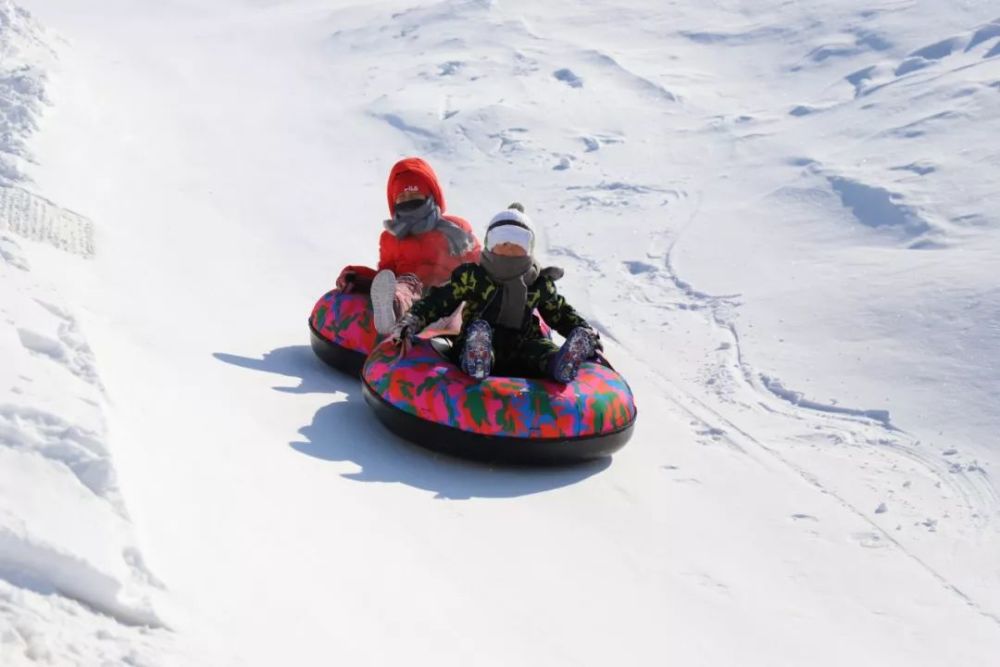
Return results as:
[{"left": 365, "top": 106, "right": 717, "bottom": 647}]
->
[{"left": 485, "top": 203, "right": 535, "bottom": 253}]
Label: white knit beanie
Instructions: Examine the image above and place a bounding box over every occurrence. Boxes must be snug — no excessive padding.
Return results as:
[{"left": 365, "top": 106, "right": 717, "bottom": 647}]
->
[{"left": 486, "top": 205, "right": 535, "bottom": 253}]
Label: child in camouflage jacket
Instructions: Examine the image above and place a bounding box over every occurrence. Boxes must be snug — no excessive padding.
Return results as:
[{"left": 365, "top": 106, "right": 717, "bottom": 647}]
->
[{"left": 389, "top": 204, "right": 601, "bottom": 383}]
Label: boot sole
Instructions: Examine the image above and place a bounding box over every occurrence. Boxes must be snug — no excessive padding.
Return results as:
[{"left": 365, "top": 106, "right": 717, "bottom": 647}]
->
[{"left": 371, "top": 269, "right": 397, "bottom": 335}]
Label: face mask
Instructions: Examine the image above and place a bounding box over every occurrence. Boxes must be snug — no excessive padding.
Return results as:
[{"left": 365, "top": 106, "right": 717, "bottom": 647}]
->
[
  {"left": 480, "top": 251, "right": 534, "bottom": 281},
  {"left": 395, "top": 197, "right": 435, "bottom": 220}
]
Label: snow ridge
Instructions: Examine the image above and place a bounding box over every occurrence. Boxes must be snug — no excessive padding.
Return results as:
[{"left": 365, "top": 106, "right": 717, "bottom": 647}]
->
[
  {"left": 1, "top": 4, "right": 170, "bottom": 663},
  {"left": 0, "top": 1, "right": 49, "bottom": 186},
  {"left": 0, "top": 2, "right": 94, "bottom": 258},
  {"left": 0, "top": 232, "right": 166, "bottom": 636}
]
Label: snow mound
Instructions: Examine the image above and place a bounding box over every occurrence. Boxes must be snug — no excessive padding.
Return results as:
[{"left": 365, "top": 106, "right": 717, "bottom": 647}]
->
[
  {"left": 0, "top": 233, "right": 164, "bottom": 629},
  {"left": 825, "top": 175, "right": 933, "bottom": 242},
  {"left": 0, "top": 1, "right": 50, "bottom": 186},
  {"left": 0, "top": 3, "right": 94, "bottom": 258},
  {"left": 0, "top": 4, "right": 170, "bottom": 660},
  {"left": 0, "top": 579, "right": 177, "bottom": 666}
]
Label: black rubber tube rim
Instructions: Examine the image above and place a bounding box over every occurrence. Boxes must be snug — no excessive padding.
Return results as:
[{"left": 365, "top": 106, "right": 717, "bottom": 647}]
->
[
  {"left": 309, "top": 322, "right": 368, "bottom": 377},
  {"left": 361, "top": 376, "right": 636, "bottom": 465}
]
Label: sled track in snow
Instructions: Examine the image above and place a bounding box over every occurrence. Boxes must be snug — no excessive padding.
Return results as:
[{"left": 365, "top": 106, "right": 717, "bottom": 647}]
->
[
  {"left": 619, "top": 222, "right": 1000, "bottom": 627},
  {"left": 545, "top": 169, "right": 1000, "bottom": 626},
  {"left": 663, "top": 237, "right": 1000, "bottom": 527},
  {"left": 644, "top": 184, "right": 1000, "bottom": 526},
  {"left": 644, "top": 360, "right": 1000, "bottom": 628}
]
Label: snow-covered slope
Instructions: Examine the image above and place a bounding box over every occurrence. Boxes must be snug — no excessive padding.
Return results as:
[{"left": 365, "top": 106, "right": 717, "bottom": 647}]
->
[
  {"left": 1, "top": 2, "right": 175, "bottom": 664},
  {"left": 6, "top": 0, "right": 1000, "bottom": 664}
]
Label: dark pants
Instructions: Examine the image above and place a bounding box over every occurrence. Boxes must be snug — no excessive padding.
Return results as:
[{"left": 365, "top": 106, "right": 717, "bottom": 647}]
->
[{"left": 453, "top": 326, "right": 559, "bottom": 379}]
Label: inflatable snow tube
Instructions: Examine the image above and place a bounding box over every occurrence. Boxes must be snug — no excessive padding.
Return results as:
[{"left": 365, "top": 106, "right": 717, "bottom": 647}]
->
[
  {"left": 309, "top": 289, "right": 379, "bottom": 375},
  {"left": 361, "top": 338, "right": 637, "bottom": 464}
]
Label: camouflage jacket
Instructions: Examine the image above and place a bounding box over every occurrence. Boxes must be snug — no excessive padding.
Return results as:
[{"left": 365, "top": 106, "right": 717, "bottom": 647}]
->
[{"left": 408, "top": 262, "right": 590, "bottom": 340}]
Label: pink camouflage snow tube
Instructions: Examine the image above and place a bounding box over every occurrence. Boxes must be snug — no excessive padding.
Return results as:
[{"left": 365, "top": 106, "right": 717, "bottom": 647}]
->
[
  {"left": 309, "top": 289, "right": 379, "bottom": 375},
  {"left": 360, "top": 338, "right": 637, "bottom": 464},
  {"left": 308, "top": 288, "right": 466, "bottom": 374}
]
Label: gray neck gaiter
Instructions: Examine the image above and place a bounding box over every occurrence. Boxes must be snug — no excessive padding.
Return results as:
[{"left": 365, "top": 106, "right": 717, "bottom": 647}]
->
[
  {"left": 480, "top": 251, "right": 539, "bottom": 329},
  {"left": 384, "top": 198, "right": 474, "bottom": 257}
]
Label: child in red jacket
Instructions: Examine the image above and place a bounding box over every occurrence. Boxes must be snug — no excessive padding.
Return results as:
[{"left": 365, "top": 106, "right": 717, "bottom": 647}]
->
[{"left": 336, "top": 157, "right": 481, "bottom": 333}]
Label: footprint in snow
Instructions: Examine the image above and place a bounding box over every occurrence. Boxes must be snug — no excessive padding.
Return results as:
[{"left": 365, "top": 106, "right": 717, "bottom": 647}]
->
[
  {"left": 623, "top": 260, "right": 658, "bottom": 275},
  {"left": 851, "top": 531, "right": 889, "bottom": 548},
  {"left": 17, "top": 327, "right": 66, "bottom": 361},
  {"left": 438, "top": 61, "right": 463, "bottom": 76},
  {"left": 0, "top": 235, "right": 30, "bottom": 270},
  {"left": 552, "top": 154, "right": 572, "bottom": 171},
  {"left": 553, "top": 68, "right": 583, "bottom": 88}
]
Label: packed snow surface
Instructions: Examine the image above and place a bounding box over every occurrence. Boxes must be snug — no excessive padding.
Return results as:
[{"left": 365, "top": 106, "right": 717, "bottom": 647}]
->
[{"left": 3, "top": 0, "right": 1000, "bottom": 664}]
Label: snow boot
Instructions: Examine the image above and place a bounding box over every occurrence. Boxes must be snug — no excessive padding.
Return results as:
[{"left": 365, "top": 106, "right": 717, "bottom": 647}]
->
[
  {"left": 549, "top": 327, "right": 597, "bottom": 383},
  {"left": 460, "top": 320, "right": 494, "bottom": 381},
  {"left": 371, "top": 269, "right": 398, "bottom": 335}
]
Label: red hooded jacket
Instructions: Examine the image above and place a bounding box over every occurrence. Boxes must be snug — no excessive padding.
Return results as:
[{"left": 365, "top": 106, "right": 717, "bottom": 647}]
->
[{"left": 340, "top": 158, "right": 481, "bottom": 289}]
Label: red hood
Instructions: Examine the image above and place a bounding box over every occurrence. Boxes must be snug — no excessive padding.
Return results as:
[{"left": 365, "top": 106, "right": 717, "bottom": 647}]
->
[{"left": 386, "top": 157, "right": 446, "bottom": 216}]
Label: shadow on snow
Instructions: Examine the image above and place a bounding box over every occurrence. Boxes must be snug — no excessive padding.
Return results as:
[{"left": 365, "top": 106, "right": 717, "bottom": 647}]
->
[{"left": 213, "top": 345, "right": 609, "bottom": 499}]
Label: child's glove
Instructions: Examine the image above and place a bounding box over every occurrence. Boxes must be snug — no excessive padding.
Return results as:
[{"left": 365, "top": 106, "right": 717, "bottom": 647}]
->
[
  {"left": 335, "top": 268, "right": 355, "bottom": 292},
  {"left": 389, "top": 313, "right": 422, "bottom": 354}
]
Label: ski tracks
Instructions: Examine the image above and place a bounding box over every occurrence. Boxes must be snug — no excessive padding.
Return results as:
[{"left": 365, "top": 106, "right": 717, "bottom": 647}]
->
[
  {"left": 539, "top": 150, "right": 1000, "bottom": 623},
  {"left": 587, "top": 195, "right": 1000, "bottom": 625},
  {"left": 398, "top": 1, "right": 1000, "bottom": 626}
]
